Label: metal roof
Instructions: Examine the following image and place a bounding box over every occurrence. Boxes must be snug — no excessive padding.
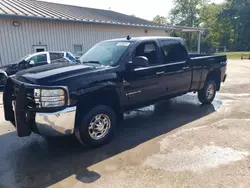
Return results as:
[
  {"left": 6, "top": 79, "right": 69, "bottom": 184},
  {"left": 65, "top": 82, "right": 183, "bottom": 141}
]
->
[
  {"left": 0, "top": 0, "right": 167, "bottom": 28},
  {"left": 0, "top": 0, "right": 205, "bottom": 31}
]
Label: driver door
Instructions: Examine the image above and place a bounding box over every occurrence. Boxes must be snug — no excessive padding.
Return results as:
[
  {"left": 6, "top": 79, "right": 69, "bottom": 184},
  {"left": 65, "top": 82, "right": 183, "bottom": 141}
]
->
[{"left": 123, "top": 42, "right": 165, "bottom": 108}]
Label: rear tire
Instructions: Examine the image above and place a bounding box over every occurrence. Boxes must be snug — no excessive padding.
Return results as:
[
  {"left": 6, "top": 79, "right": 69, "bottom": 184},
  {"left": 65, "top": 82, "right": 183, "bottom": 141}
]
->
[
  {"left": 75, "top": 105, "right": 116, "bottom": 148},
  {"left": 198, "top": 80, "right": 217, "bottom": 104}
]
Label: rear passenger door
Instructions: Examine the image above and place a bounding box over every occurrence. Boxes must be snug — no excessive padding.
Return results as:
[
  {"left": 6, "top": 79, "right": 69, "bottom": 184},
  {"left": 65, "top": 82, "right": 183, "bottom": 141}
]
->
[{"left": 160, "top": 40, "right": 192, "bottom": 94}]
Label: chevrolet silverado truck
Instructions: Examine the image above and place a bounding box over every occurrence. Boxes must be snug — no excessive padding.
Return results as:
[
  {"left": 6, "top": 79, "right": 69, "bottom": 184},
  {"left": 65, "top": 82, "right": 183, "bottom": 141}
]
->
[{"left": 3, "top": 37, "right": 227, "bottom": 148}]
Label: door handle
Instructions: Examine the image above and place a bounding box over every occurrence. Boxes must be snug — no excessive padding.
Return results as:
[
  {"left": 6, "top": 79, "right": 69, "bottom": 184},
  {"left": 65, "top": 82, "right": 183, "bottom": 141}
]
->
[{"left": 156, "top": 71, "right": 165, "bottom": 75}]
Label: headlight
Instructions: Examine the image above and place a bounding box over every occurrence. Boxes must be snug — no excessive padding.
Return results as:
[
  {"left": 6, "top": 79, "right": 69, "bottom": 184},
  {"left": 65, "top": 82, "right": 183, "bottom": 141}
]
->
[{"left": 34, "top": 88, "right": 68, "bottom": 108}]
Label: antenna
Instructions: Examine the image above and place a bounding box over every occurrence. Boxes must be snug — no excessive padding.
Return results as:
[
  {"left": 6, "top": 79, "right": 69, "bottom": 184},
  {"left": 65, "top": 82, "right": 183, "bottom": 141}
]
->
[{"left": 127, "top": 35, "right": 131, "bottom": 40}]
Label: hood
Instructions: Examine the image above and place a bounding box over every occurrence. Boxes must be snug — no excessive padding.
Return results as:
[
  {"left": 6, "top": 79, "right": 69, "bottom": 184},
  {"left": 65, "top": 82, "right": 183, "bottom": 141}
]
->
[
  {"left": 0, "top": 63, "right": 17, "bottom": 75},
  {"left": 0, "top": 63, "right": 16, "bottom": 69},
  {"left": 16, "top": 62, "right": 114, "bottom": 86}
]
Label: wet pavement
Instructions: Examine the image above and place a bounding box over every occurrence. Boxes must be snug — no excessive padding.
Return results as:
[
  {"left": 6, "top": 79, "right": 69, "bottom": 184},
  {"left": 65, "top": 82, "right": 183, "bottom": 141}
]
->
[{"left": 1, "top": 60, "right": 250, "bottom": 188}]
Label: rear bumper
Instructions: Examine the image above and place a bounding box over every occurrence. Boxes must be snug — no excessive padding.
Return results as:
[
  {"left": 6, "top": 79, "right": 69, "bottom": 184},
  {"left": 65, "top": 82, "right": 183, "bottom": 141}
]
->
[
  {"left": 220, "top": 63, "right": 227, "bottom": 84},
  {"left": 223, "top": 74, "right": 227, "bottom": 82},
  {"left": 3, "top": 77, "right": 76, "bottom": 137}
]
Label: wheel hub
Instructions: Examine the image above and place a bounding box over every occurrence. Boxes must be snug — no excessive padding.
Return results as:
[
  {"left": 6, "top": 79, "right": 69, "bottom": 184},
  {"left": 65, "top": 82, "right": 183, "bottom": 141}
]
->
[
  {"left": 95, "top": 121, "right": 105, "bottom": 131},
  {"left": 88, "top": 114, "right": 111, "bottom": 140},
  {"left": 206, "top": 83, "right": 215, "bottom": 100}
]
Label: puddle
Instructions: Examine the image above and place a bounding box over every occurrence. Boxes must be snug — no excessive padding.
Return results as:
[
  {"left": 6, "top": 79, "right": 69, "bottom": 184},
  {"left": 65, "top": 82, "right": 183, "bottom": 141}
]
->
[
  {"left": 144, "top": 145, "right": 248, "bottom": 172},
  {"left": 211, "top": 99, "right": 222, "bottom": 111}
]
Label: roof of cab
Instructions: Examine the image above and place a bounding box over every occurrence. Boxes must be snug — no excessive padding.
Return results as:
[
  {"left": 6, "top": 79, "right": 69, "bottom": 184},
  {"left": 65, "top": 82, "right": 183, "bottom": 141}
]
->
[{"left": 104, "top": 36, "right": 184, "bottom": 44}]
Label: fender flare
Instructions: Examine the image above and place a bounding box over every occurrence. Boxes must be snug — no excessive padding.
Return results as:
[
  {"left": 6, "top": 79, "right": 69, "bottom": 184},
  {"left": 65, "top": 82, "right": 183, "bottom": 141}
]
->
[
  {"left": 74, "top": 81, "right": 123, "bottom": 130},
  {"left": 199, "top": 67, "right": 221, "bottom": 90}
]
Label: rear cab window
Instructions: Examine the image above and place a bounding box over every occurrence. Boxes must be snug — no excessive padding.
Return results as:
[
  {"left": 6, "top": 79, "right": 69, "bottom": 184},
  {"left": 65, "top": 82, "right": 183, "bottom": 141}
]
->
[{"left": 160, "top": 40, "right": 188, "bottom": 64}]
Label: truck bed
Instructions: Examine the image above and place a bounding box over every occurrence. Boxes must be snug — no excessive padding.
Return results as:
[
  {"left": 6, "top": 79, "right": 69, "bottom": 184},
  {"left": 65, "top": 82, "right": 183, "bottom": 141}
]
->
[
  {"left": 189, "top": 53, "right": 225, "bottom": 58},
  {"left": 189, "top": 54, "right": 227, "bottom": 65},
  {"left": 188, "top": 53, "right": 227, "bottom": 92}
]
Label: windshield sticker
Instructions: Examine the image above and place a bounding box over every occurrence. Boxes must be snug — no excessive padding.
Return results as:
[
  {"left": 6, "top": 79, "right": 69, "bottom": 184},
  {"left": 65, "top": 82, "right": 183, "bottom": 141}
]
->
[{"left": 117, "top": 42, "right": 130, "bottom": 46}]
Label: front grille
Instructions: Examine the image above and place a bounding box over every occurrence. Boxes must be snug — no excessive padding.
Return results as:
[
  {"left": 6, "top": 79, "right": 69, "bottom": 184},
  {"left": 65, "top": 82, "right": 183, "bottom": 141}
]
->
[
  {"left": 12, "top": 79, "right": 36, "bottom": 109},
  {"left": 3, "top": 77, "right": 33, "bottom": 136}
]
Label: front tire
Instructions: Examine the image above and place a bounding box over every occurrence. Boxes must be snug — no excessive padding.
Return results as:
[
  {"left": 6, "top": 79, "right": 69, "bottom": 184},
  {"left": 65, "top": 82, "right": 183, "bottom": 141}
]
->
[
  {"left": 198, "top": 80, "right": 217, "bottom": 104},
  {"left": 75, "top": 105, "right": 116, "bottom": 148}
]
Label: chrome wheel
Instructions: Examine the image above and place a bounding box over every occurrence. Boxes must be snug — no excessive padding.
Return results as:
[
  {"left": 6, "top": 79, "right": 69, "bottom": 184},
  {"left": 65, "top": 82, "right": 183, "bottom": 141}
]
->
[
  {"left": 206, "top": 83, "right": 215, "bottom": 100},
  {"left": 88, "top": 114, "right": 111, "bottom": 140}
]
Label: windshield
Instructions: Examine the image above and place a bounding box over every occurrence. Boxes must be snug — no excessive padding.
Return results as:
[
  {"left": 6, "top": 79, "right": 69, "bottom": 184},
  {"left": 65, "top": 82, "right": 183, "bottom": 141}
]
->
[
  {"left": 80, "top": 41, "right": 131, "bottom": 66},
  {"left": 14, "top": 55, "right": 30, "bottom": 64},
  {"left": 66, "top": 52, "right": 77, "bottom": 63}
]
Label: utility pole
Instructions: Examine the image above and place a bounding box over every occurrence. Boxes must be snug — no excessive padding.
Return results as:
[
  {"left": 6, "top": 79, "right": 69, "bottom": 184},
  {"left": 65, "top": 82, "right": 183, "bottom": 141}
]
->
[{"left": 198, "top": 31, "right": 201, "bottom": 54}]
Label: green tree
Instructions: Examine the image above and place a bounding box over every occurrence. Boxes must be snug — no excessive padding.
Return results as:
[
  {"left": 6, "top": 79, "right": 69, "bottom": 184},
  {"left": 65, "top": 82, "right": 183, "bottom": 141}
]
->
[
  {"left": 169, "top": 0, "right": 207, "bottom": 27},
  {"left": 219, "top": 0, "right": 250, "bottom": 51},
  {"left": 152, "top": 15, "right": 167, "bottom": 25},
  {"left": 168, "top": 0, "right": 250, "bottom": 52},
  {"left": 200, "top": 3, "right": 234, "bottom": 51},
  {"left": 169, "top": 0, "right": 208, "bottom": 51}
]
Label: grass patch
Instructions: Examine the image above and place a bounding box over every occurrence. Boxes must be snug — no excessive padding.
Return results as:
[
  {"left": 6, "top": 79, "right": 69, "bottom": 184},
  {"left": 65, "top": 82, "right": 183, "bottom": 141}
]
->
[{"left": 217, "top": 52, "right": 250, "bottom": 60}]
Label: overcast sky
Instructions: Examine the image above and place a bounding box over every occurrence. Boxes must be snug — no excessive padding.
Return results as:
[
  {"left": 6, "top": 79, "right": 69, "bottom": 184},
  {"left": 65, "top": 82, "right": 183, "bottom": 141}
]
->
[{"left": 41, "top": 0, "right": 225, "bottom": 21}]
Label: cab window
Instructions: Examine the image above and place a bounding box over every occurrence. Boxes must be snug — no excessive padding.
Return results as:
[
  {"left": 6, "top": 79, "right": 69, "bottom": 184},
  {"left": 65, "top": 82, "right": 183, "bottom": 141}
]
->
[
  {"left": 29, "top": 54, "right": 47, "bottom": 65},
  {"left": 160, "top": 40, "right": 188, "bottom": 63},
  {"left": 135, "top": 42, "right": 159, "bottom": 65}
]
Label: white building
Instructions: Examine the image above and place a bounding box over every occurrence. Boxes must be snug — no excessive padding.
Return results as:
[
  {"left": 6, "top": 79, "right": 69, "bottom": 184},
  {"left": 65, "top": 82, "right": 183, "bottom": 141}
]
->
[{"left": 0, "top": 0, "right": 203, "bottom": 65}]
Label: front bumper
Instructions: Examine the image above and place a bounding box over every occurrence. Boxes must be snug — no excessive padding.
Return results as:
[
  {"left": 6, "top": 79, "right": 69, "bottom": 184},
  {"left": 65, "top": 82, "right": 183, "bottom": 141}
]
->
[
  {"left": 3, "top": 77, "right": 76, "bottom": 137},
  {"left": 35, "top": 106, "right": 76, "bottom": 136}
]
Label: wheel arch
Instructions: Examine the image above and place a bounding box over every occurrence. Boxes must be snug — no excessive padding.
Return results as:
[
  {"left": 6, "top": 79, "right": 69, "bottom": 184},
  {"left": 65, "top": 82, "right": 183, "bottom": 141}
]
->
[
  {"left": 75, "top": 84, "right": 123, "bottom": 129},
  {"left": 206, "top": 68, "right": 221, "bottom": 91}
]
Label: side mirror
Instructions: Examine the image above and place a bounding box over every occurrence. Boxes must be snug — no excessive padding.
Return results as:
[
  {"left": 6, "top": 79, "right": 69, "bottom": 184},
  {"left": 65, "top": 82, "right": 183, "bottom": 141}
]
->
[{"left": 128, "top": 56, "right": 149, "bottom": 69}]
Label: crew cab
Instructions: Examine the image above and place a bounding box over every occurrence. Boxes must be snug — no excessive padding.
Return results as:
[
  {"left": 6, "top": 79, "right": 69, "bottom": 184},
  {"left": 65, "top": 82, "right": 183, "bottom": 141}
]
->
[
  {"left": 0, "top": 51, "right": 77, "bottom": 87},
  {"left": 3, "top": 37, "right": 227, "bottom": 148}
]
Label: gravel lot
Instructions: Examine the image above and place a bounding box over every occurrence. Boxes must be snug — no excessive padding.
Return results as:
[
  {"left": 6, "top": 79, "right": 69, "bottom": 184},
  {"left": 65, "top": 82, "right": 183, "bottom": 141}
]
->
[{"left": 1, "top": 60, "right": 250, "bottom": 188}]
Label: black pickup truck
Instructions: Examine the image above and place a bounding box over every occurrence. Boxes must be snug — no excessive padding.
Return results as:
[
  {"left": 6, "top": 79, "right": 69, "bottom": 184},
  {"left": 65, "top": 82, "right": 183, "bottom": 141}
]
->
[{"left": 3, "top": 37, "right": 227, "bottom": 148}]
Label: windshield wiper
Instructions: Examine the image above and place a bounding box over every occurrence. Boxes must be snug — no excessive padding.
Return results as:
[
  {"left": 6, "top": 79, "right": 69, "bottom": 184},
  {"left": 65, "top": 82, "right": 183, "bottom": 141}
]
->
[{"left": 82, "top": 61, "right": 101, "bottom": 65}]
